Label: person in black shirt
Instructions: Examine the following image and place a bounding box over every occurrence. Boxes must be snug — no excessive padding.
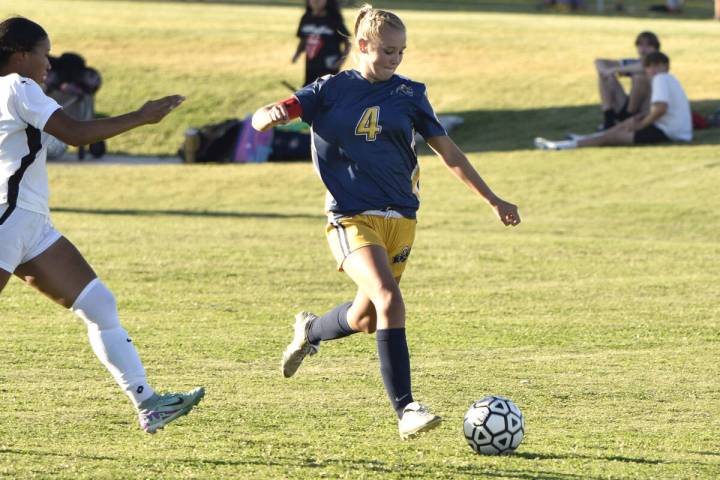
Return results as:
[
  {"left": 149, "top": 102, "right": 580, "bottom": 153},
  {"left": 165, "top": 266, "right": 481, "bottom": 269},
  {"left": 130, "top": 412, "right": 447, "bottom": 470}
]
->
[{"left": 292, "top": 0, "right": 351, "bottom": 86}]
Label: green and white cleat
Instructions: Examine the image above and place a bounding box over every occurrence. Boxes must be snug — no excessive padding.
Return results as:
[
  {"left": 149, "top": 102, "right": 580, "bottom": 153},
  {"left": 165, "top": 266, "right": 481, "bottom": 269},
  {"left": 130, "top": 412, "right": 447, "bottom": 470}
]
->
[
  {"left": 398, "top": 402, "right": 442, "bottom": 440},
  {"left": 138, "top": 387, "right": 205, "bottom": 434},
  {"left": 281, "top": 311, "right": 319, "bottom": 378}
]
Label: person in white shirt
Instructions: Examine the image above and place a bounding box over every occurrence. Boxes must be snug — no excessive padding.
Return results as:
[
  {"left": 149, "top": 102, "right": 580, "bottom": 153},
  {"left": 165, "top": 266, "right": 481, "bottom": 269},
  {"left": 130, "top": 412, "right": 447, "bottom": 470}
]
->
[
  {"left": 0, "top": 16, "right": 204, "bottom": 433},
  {"left": 535, "top": 51, "right": 692, "bottom": 150}
]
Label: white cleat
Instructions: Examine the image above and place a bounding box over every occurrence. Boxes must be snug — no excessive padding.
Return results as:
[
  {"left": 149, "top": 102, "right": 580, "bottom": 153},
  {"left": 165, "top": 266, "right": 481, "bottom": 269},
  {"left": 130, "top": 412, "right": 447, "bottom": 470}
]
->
[
  {"left": 398, "top": 402, "right": 442, "bottom": 440},
  {"left": 281, "top": 311, "right": 319, "bottom": 378}
]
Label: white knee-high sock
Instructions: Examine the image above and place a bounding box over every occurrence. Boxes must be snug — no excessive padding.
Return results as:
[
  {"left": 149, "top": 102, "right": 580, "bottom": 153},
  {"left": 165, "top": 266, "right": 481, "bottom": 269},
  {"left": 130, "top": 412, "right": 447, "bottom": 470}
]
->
[{"left": 71, "top": 279, "right": 155, "bottom": 408}]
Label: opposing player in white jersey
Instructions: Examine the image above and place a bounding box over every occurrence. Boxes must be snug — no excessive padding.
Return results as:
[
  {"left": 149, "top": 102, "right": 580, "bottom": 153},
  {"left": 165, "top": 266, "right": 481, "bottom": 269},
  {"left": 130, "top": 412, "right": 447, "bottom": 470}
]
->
[{"left": 0, "top": 17, "right": 204, "bottom": 433}]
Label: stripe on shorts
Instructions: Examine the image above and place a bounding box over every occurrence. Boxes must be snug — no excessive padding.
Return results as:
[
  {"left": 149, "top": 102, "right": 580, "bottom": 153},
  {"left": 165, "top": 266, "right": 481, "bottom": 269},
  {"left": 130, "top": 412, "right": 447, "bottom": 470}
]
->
[
  {"left": 331, "top": 219, "right": 351, "bottom": 257},
  {"left": 0, "top": 126, "right": 42, "bottom": 225}
]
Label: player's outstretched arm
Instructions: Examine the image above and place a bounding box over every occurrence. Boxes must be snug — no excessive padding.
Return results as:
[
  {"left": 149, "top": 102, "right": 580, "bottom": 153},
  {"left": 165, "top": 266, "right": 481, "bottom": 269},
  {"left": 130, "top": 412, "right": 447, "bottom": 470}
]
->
[
  {"left": 252, "top": 97, "right": 302, "bottom": 132},
  {"left": 427, "top": 135, "right": 520, "bottom": 227},
  {"left": 44, "top": 95, "right": 184, "bottom": 147}
]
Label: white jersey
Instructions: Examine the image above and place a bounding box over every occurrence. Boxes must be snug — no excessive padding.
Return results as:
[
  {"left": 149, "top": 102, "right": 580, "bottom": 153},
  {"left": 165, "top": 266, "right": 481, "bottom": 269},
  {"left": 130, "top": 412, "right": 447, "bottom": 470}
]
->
[
  {"left": 651, "top": 72, "right": 692, "bottom": 142},
  {"left": 0, "top": 74, "right": 61, "bottom": 221}
]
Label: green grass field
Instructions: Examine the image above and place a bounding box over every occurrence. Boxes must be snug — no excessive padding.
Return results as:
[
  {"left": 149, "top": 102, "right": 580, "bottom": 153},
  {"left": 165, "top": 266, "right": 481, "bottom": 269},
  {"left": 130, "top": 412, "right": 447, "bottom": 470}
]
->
[{"left": 1, "top": 1, "right": 719, "bottom": 478}]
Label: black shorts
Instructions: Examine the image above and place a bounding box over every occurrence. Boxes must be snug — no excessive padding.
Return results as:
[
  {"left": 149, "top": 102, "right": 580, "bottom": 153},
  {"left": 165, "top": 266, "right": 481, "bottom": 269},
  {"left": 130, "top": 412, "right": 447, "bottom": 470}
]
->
[
  {"left": 615, "top": 99, "right": 633, "bottom": 122},
  {"left": 634, "top": 124, "right": 670, "bottom": 145}
]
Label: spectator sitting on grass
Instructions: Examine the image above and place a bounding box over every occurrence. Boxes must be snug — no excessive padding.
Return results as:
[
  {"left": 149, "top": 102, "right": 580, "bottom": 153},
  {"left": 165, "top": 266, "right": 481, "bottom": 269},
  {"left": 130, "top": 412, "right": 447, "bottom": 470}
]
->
[
  {"left": 594, "top": 31, "right": 660, "bottom": 130},
  {"left": 535, "top": 52, "right": 692, "bottom": 150}
]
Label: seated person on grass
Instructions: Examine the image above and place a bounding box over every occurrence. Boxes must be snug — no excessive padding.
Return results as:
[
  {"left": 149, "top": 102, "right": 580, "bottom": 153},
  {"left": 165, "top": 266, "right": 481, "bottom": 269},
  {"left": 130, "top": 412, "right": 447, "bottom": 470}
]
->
[
  {"left": 535, "top": 52, "right": 692, "bottom": 150},
  {"left": 595, "top": 31, "right": 660, "bottom": 130}
]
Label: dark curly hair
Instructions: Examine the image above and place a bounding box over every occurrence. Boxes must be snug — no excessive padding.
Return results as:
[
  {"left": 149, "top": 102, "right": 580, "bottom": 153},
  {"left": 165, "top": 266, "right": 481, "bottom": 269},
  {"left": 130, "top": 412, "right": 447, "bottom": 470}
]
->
[{"left": 0, "top": 17, "right": 48, "bottom": 67}]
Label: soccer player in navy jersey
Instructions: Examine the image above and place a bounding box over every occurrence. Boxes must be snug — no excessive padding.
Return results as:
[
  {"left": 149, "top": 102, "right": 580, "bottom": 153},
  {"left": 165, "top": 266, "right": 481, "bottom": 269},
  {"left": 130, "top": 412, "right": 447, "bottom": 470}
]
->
[{"left": 253, "top": 4, "right": 520, "bottom": 440}]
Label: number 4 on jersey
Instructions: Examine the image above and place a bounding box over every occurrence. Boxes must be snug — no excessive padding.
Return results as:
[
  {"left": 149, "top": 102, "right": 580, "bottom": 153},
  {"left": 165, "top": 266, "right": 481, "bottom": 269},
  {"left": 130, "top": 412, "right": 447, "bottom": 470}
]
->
[{"left": 355, "top": 106, "right": 382, "bottom": 141}]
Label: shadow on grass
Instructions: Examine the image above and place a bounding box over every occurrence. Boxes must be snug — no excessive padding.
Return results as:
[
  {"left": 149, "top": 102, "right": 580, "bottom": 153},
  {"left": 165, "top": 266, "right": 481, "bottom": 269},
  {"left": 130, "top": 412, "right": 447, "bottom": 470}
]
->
[
  {"left": 7, "top": 446, "right": 715, "bottom": 477},
  {"left": 120, "top": 0, "right": 716, "bottom": 20},
  {"left": 515, "top": 450, "right": 664, "bottom": 464},
  {"left": 516, "top": 450, "right": 716, "bottom": 467},
  {"left": 51, "top": 207, "right": 323, "bottom": 220},
  {"left": 437, "top": 99, "right": 719, "bottom": 154},
  {"left": 0, "top": 447, "right": 604, "bottom": 479},
  {"left": 688, "top": 451, "right": 720, "bottom": 457}
]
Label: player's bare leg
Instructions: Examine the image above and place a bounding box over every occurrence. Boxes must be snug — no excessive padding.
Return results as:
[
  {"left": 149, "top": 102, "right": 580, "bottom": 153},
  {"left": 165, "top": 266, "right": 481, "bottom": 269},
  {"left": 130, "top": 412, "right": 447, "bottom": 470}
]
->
[
  {"left": 341, "top": 245, "right": 404, "bottom": 329},
  {"left": 342, "top": 245, "right": 441, "bottom": 439},
  {"left": 14, "top": 236, "right": 96, "bottom": 307},
  {"left": 346, "top": 285, "right": 377, "bottom": 333},
  {"left": 281, "top": 276, "right": 387, "bottom": 377},
  {"left": 344, "top": 276, "right": 400, "bottom": 333},
  {"left": 14, "top": 236, "right": 204, "bottom": 433}
]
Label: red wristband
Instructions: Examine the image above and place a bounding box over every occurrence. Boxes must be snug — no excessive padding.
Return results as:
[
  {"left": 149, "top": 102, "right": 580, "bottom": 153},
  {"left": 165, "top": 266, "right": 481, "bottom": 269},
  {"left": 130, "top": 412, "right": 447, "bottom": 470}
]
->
[{"left": 280, "top": 96, "right": 303, "bottom": 120}]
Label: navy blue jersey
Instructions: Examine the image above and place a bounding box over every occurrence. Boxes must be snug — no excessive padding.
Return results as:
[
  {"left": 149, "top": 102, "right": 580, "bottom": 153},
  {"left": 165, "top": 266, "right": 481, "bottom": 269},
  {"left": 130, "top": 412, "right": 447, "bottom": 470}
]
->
[{"left": 295, "top": 70, "right": 447, "bottom": 220}]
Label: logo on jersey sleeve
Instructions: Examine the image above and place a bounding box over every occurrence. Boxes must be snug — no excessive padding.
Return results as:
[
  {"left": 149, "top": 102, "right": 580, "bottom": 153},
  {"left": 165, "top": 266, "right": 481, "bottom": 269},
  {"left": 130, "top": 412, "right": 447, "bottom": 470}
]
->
[{"left": 355, "top": 106, "right": 382, "bottom": 141}]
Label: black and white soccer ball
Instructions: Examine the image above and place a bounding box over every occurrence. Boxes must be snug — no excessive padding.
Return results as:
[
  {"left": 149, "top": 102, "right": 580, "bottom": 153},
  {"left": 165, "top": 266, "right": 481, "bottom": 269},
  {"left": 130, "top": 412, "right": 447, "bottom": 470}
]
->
[{"left": 463, "top": 396, "right": 524, "bottom": 455}]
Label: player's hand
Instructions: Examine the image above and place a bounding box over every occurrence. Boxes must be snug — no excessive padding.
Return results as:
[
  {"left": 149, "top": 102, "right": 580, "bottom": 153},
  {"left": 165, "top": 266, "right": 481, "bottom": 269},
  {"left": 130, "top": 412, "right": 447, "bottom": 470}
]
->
[
  {"left": 137, "top": 95, "right": 185, "bottom": 124},
  {"left": 268, "top": 103, "right": 290, "bottom": 124},
  {"left": 491, "top": 198, "right": 521, "bottom": 227}
]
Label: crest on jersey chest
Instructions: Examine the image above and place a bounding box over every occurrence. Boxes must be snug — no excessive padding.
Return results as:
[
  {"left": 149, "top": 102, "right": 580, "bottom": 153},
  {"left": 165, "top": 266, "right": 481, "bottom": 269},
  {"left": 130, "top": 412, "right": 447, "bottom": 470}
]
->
[{"left": 391, "top": 84, "right": 414, "bottom": 97}]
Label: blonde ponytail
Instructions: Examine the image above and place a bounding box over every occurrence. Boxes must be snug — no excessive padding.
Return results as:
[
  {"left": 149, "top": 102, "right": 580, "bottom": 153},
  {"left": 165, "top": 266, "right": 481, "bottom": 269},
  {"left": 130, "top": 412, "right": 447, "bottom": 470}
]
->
[{"left": 353, "top": 3, "right": 405, "bottom": 47}]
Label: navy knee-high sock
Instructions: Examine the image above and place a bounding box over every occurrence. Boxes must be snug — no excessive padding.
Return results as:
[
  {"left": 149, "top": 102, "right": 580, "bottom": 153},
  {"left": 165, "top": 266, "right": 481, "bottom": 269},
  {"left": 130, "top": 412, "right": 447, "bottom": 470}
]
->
[
  {"left": 306, "top": 302, "right": 357, "bottom": 345},
  {"left": 376, "top": 328, "right": 413, "bottom": 418}
]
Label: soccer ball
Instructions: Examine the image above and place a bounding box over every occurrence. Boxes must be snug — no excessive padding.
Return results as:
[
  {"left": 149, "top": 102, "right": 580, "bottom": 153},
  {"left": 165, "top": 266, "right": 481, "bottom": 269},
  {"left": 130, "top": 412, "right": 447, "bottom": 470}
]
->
[{"left": 463, "top": 396, "right": 524, "bottom": 455}]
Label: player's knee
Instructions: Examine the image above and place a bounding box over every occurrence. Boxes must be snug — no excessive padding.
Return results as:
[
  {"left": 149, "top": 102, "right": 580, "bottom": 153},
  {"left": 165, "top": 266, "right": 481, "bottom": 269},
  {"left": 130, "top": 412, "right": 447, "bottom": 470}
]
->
[
  {"left": 354, "top": 312, "right": 377, "bottom": 334},
  {"left": 348, "top": 301, "right": 378, "bottom": 333},
  {"left": 372, "top": 284, "right": 404, "bottom": 318},
  {"left": 70, "top": 278, "right": 120, "bottom": 331}
]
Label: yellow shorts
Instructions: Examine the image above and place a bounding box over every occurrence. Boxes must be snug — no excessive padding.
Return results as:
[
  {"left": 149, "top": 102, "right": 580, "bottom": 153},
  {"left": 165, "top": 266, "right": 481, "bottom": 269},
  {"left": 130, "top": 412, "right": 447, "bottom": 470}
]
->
[{"left": 325, "top": 214, "right": 417, "bottom": 278}]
